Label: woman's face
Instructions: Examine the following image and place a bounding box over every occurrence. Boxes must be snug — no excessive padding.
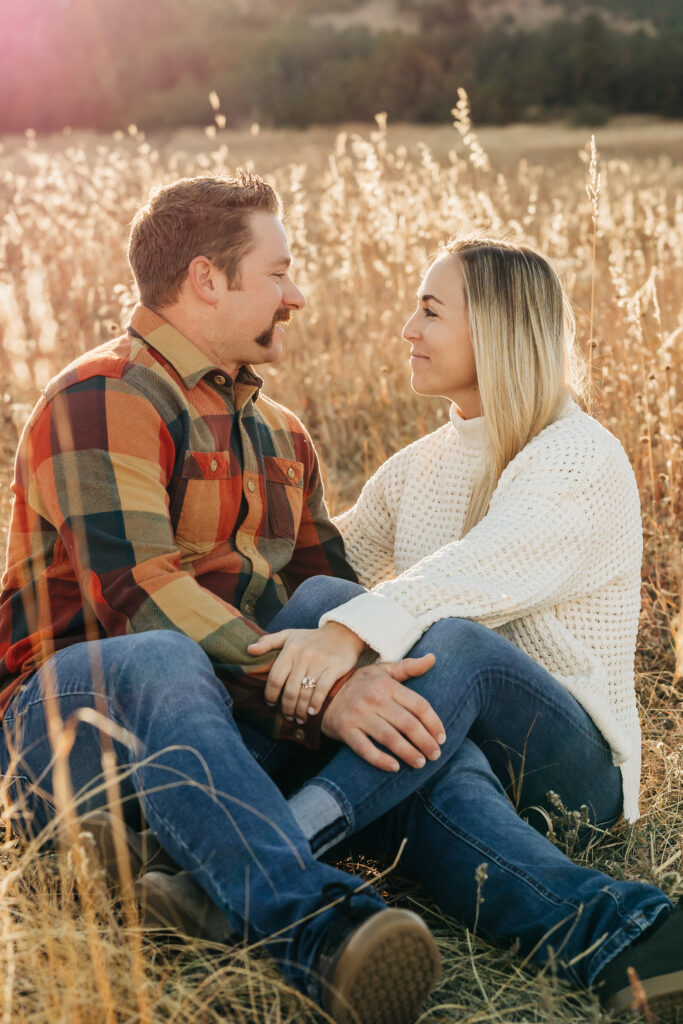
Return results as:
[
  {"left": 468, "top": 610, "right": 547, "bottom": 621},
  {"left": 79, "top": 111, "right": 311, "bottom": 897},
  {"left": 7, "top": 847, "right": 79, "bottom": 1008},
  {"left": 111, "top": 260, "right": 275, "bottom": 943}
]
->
[{"left": 402, "top": 256, "right": 481, "bottom": 418}]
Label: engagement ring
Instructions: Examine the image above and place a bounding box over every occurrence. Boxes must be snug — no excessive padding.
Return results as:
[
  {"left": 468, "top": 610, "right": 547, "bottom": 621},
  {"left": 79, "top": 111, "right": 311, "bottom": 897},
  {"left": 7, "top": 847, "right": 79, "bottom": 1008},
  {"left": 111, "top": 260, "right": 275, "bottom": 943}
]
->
[{"left": 300, "top": 675, "right": 317, "bottom": 690}]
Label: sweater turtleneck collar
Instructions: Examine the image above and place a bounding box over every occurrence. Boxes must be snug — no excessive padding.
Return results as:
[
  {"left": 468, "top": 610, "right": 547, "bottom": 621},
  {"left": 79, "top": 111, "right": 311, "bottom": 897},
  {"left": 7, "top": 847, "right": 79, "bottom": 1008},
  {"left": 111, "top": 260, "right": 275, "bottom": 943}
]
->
[{"left": 448, "top": 403, "right": 488, "bottom": 450}]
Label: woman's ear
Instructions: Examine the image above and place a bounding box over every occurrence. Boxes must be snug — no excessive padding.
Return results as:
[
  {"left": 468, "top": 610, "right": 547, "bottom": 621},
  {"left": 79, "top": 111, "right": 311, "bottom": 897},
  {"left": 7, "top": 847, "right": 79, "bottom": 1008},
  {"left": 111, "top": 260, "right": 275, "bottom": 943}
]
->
[{"left": 186, "top": 255, "right": 220, "bottom": 306}]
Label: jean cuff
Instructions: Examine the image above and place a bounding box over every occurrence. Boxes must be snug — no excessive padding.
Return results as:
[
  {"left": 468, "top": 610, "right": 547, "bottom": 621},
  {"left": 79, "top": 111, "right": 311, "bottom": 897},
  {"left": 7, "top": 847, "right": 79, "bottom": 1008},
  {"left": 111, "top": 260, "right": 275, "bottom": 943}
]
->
[{"left": 586, "top": 897, "right": 673, "bottom": 984}]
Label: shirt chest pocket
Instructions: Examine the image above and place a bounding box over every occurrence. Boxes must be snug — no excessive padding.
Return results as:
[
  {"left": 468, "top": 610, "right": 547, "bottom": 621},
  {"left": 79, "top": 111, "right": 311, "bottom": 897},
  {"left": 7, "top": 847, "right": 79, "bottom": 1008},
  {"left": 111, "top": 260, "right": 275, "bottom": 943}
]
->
[
  {"left": 173, "top": 450, "right": 241, "bottom": 553},
  {"left": 263, "top": 456, "right": 304, "bottom": 542}
]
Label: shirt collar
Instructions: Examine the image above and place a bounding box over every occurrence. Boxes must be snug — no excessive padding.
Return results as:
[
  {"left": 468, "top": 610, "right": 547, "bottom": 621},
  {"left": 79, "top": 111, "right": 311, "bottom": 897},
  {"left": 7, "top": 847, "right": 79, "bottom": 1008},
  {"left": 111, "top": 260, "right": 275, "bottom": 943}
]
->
[{"left": 127, "top": 304, "right": 263, "bottom": 402}]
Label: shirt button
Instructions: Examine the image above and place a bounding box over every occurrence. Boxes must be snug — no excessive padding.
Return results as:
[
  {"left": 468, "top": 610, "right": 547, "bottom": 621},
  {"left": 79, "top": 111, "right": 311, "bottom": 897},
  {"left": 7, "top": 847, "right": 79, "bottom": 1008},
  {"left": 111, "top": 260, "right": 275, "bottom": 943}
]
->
[
  {"left": 210, "top": 458, "right": 218, "bottom": 472},
  {"left": 247, "top": 480, "right": 255, "bottom": 492},
  {"left": 294, "top": 727, "right": 305, "bottom": 742},
  {"left": 214, "top": 374, "right": 226, "bottom": 386},
  {"left": 244, "top": 602, "right": 253, "bottom": 616},
  {"left": 287, "top": 467, "right": 295, "bottom": 479}
]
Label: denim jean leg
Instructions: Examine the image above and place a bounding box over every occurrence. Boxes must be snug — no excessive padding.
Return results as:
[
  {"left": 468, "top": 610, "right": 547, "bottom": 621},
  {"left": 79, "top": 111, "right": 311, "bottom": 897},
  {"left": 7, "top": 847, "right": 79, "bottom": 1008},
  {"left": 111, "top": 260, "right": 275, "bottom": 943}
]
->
[
  {"left": 0, "top": 630, "right": 386, "bottom": 997},
  {"left": 267, "top": 575, "right": 368, "bottom": 632},
  {"left": 0, "top": 652, "right": 143, "bottom": 838},
  {"left": 298, "top": 616, "right": 626, "bottom": 845},
  {"left": 291, "top": 614, "right": 671, "bottom": 983},
  {"left": 351, "top": 739, "right": 670, "bottom": 988}
]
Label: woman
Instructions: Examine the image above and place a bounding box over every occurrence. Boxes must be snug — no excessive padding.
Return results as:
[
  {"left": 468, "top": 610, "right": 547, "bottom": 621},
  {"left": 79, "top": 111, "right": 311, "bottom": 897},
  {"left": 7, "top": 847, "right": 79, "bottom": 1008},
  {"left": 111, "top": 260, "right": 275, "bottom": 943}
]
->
[{"left": 248, "top": 237, "right": 681, "bottom": 1017}]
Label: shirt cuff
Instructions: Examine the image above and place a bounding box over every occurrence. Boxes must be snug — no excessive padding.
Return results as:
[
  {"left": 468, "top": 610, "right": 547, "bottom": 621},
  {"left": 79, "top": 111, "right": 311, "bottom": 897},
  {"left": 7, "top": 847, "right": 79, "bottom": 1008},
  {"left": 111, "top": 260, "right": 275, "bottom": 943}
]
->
[{"left": 319, "top": 592, "right": 423, "bottom": 662}]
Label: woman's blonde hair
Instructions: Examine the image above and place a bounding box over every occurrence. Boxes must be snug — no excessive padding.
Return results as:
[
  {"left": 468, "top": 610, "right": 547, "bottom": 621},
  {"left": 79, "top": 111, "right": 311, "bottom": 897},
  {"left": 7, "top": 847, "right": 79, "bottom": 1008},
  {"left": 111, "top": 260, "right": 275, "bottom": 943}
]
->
[{"left": 440, "top": 236, "right": 585, "bottom": 535}]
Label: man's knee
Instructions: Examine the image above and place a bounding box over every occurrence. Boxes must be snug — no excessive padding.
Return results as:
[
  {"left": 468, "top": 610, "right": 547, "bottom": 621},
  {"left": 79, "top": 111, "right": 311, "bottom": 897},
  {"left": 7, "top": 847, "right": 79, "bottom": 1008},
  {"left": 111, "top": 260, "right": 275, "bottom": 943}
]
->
[{"left": 109, "top": 631, "right": 220, "bottom": 709}]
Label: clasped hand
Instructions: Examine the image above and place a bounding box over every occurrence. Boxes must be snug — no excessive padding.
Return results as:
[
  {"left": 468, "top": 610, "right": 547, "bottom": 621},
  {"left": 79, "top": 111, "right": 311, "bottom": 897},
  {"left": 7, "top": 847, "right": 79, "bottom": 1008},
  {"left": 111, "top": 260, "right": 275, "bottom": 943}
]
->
[{"left": 247, "top": 623, "right": 445, "bottom": 772}]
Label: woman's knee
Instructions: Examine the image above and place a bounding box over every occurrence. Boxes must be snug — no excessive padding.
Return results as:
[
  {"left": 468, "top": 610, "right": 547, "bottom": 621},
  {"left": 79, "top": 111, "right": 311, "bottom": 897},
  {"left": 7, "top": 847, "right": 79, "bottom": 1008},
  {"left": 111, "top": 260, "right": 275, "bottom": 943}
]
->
[
  {"left": 403, "top": 618, "right": 494, "bottom": 708},
  {"left": 287, "top": 575, "right": 366, "bottom": 619},
  {"left": 413, "top": 617, "right": 497, "bottom": 662}
]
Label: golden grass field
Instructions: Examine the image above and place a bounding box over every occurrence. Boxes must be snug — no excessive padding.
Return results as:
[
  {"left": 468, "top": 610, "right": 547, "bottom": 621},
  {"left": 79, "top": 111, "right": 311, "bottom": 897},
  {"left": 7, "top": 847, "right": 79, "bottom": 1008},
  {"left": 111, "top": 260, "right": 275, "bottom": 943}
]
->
[{"left": 0, "top": 108, "right": 681, "bottom": 1022}]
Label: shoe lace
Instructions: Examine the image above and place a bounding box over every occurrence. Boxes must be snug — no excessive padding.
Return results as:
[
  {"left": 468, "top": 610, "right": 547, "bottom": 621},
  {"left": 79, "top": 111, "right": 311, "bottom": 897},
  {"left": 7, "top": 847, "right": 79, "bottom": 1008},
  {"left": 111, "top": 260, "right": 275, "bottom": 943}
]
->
[
  {"left": 321, "top": 882, "right": 370, "bottom": 919},
  {"left": 317, "top": 882, "right": 374, "bottom": 958}
]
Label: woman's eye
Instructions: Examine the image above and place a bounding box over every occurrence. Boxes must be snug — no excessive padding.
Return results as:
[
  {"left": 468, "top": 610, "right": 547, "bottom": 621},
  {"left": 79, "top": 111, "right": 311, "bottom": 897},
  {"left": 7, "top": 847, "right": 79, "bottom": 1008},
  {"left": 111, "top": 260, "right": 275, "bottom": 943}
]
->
[{"left": 424, "top": 307, "right": 437, "bottom": 318}]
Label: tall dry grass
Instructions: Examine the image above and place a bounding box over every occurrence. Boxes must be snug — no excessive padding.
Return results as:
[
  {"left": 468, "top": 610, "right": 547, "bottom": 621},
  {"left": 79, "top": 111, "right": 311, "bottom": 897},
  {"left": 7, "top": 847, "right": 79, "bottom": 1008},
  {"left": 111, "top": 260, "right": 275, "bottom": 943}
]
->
[{"left": 0, "top": 106, "right": 681, "bottom": 1022}]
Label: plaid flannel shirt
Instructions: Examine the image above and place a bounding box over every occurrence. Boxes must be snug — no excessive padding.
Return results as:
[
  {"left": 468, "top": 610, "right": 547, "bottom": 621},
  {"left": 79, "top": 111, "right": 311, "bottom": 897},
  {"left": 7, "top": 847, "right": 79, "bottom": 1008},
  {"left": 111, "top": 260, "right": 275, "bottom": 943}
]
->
[{"left": 0, "top": 305, "right": 357, "bottom": 746}]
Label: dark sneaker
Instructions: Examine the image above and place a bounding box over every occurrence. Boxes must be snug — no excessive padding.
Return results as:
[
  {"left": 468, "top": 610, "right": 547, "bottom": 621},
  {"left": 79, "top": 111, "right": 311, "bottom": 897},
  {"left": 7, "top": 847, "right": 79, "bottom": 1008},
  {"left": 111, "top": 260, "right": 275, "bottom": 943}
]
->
[
  {"left": 317, "top": 905, "right": 440, "bottom": 1024},
  {"left": 594, "top": 902, "right": 683, "bottom": 1022},
  {"left": 134, "top": 870, "right": 236, "bottom": 945}
]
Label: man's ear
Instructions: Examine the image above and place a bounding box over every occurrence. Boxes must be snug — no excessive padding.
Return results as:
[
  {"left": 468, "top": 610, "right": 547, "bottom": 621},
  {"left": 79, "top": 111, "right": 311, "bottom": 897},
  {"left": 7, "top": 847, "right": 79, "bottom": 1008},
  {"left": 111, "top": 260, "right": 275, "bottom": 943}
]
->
[{"left": 186, "top": 256, "right": 221, "bottom": 306}]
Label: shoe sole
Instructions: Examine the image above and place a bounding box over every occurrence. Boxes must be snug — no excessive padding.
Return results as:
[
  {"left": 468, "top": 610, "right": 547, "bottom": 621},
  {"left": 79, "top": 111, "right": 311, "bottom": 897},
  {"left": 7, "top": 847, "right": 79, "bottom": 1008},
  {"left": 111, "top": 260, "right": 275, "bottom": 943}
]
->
[
  {"left": 606, "top": 967, "right": 683, "bottom": 1022},
  {"left": 324, "top": 908, "right": 440, "bottom": 1024}
]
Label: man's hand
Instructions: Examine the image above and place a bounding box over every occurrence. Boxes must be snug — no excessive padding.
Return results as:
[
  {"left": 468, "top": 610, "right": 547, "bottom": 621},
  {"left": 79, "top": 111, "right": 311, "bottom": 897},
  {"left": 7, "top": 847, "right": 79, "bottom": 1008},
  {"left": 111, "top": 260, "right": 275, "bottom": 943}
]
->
[
  {"left": 247, "top": 622, "right": 367, "bottom": 722},
  {"left": 321, "top": 655, "right": 446, "bottom": 772}
]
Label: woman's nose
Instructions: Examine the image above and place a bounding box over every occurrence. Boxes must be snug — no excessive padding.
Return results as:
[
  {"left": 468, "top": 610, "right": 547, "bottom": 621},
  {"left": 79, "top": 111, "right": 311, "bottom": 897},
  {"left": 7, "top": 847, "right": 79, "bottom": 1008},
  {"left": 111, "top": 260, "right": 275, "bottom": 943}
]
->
[{"left": 402, "top": 312, "right": 420, "bottom": 342}]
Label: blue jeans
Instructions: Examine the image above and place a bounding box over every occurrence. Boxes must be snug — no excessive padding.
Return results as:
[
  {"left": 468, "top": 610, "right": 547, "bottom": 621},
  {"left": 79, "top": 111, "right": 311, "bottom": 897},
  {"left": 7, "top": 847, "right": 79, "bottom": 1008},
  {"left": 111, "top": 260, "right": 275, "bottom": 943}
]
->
[
  {"left": 0, "top": 575, "right": 670, "bottom": 995},
  {"left": 0, "top": 627, "right": 386, "bottom": 1000},
  {"left": 274, "top": 577, "right": 671, "bottom": 988}
]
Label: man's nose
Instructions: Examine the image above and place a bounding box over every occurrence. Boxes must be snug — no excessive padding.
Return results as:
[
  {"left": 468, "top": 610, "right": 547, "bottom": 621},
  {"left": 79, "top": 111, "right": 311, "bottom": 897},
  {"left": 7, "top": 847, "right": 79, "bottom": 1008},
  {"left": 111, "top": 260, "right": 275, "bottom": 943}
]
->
[{"left": 284, "top": 279, "right": 306, "bottom": 310}]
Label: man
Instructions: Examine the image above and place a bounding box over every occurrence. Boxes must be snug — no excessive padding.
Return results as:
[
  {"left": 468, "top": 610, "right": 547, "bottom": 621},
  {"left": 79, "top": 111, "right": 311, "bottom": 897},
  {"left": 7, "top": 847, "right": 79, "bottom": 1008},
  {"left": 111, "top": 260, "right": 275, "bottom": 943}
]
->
[{"left": 0, "top": 173, "right": 442, "bottom": 1024}]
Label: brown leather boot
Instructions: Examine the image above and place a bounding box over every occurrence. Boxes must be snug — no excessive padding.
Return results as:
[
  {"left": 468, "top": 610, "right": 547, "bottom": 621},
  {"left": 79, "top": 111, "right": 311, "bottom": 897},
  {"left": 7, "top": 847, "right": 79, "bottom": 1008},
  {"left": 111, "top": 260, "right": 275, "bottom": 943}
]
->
[{"left": 134, "top": 870, "right": 236, "bottom": 944}]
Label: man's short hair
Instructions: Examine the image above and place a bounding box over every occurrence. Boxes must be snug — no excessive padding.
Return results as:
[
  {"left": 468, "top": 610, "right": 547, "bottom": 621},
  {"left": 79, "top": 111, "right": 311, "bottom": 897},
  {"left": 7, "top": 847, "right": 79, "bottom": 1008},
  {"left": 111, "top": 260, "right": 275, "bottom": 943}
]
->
[{"left": 128, "top": 171, "right": 282, "bottom": 309}]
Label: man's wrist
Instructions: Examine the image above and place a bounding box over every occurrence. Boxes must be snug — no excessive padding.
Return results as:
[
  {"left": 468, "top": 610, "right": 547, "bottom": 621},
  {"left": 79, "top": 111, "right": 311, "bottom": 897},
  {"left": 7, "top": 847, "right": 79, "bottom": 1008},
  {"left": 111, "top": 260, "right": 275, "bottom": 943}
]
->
[{"left": 319, "top": 667, "right": 354, "bottom": 736}]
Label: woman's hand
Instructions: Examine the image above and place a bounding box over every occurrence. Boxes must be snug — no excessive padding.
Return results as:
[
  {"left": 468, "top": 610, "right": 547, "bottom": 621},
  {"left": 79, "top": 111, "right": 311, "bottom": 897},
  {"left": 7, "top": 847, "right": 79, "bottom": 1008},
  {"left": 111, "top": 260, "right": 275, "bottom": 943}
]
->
[{"left": 247, "top": 622, "right": 367, "bottom": 723}]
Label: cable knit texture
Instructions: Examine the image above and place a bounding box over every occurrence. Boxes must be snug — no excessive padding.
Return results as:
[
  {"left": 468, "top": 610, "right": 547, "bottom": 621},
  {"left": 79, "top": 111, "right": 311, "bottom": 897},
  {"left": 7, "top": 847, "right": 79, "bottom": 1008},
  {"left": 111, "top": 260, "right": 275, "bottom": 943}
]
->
[{"left": 321, "top": 400, "right": 643, "bottom": 822}]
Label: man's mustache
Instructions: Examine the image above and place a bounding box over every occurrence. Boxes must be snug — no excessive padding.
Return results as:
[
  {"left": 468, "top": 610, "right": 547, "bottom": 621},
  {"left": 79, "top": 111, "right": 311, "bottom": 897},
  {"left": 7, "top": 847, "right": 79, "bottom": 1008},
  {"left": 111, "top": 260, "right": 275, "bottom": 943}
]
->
[{"left": 255, "top": 308, "right": 292, "bottom": 348}]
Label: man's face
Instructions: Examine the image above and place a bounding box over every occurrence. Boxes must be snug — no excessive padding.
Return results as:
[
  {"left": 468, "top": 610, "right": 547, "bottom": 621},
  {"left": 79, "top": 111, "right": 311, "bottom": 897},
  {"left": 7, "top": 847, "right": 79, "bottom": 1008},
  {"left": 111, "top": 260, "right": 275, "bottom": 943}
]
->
[{"left": 211, "top": 211, "right": 306, "bottom": 374}]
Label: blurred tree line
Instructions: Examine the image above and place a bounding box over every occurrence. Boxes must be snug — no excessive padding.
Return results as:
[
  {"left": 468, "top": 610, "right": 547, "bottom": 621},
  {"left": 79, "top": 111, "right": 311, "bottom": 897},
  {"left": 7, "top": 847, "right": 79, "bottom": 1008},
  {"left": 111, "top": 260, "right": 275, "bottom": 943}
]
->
[{"left": 2, "top": 0, "right": 682, "bottom": 132}]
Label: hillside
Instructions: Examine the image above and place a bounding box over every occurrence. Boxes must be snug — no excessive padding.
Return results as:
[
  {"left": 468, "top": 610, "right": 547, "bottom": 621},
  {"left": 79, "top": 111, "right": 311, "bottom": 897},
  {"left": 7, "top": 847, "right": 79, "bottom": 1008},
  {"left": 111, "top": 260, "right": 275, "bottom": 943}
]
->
[
  {"left": 1, "top": 0, "right": 681, "bottom": 132},
  {"left": 308, "top": 0, "right": 681, "bottom": 33},
  {"left": 468, "top": 0, "right": 657, "bottom": 35}
]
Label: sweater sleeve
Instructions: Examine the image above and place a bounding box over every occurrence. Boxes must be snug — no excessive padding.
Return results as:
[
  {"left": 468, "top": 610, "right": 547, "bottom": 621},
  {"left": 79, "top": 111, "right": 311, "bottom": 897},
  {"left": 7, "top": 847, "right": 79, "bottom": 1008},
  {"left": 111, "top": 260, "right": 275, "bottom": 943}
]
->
[{"left": 321, "top": 425, "right": 641, "bottom": 661}]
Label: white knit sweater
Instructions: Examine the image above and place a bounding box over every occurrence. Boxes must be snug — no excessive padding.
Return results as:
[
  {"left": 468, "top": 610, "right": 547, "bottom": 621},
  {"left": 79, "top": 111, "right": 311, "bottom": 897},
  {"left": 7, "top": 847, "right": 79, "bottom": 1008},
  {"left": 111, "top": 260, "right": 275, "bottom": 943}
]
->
[{"left": 321, "top": 400, "right": 643, "bottom": 822}]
